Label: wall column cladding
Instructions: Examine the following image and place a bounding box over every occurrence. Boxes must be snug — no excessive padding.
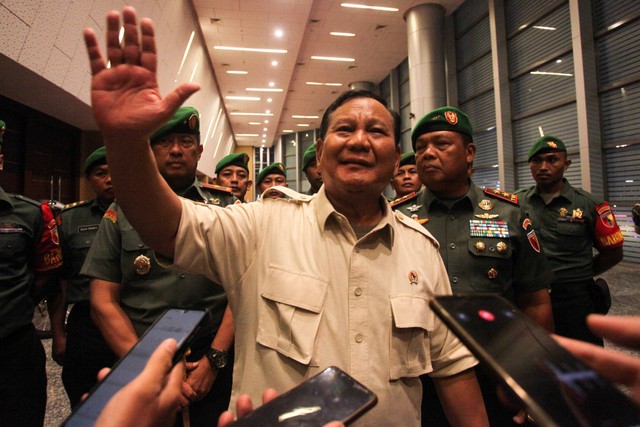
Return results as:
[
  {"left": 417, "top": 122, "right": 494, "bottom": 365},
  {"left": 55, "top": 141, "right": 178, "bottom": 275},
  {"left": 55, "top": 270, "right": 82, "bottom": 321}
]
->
[{"left": 404, "top": 3, "right": 447, "bottom": 119}]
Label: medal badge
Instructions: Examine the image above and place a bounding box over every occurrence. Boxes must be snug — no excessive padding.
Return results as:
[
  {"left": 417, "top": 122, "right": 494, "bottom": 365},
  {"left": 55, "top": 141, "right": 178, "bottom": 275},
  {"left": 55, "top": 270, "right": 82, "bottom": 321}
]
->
[
  {"left": 479, "top": 199, "right": 493, "bottom": 211},
  {"left": 408, "top": 270, "right": 418, "bottom": 286},
  {"left": 134, "top": 255, "right": 151, "bottom": 275},
  {"left": 407, "top": 204, "right": 422, "bottom": 213},
  {"left": 572, "top": 208, "right": 583, "bottom": 219},
  {"left": 559, "top": 207, "right": 568, "bottom": 217}
]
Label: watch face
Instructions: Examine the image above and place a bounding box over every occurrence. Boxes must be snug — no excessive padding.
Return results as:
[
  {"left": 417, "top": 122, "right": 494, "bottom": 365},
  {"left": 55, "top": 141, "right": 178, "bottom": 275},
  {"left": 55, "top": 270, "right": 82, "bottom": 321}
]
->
[{"left": 208, "top": 349, "right": 228, "bottom": 369}]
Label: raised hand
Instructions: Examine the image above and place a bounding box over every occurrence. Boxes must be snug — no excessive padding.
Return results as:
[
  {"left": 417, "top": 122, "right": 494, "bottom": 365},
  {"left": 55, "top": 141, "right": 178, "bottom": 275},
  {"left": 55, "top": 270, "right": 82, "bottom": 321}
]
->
[{"left": 83, "top": 6, "right": 199, "bottom": 144}]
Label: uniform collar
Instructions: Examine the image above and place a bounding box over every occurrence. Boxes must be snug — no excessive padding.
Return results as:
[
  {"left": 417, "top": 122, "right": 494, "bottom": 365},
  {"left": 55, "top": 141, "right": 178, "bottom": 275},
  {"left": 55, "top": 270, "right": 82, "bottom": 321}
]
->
[
  {"left": 0, "top": 186, "right": 13, "bottom": 210},
  {"left": 532, "top": 178, "right": 573, "bottom": 203},
  {"left": 178, "top": 178, "right": 205, "bottom": 201},
  {"left": 422, "top": 180, "right": 476, "bottom": 212},
  {"left": 315, "top": 186, "right": 394, "bottom": 247}
]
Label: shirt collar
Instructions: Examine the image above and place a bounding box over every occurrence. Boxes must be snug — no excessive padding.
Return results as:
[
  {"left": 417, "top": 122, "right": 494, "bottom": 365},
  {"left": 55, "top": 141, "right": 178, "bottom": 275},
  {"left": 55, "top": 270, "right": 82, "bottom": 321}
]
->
[
  {"left": 0, "top": 186, "right": 13, "bottom": 210},
  {"left": 422, "top": 180, "right": 476, "bottom": 212},
  {"left": 533, "top": 178, "right": 573, "bottom": 203}
]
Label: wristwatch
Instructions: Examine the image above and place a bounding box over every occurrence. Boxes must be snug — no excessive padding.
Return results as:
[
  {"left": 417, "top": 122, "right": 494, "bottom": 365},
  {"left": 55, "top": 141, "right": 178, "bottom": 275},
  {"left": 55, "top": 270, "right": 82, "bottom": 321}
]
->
[{"left": 206, "top": 348, "right": 229, "bottom": 371}]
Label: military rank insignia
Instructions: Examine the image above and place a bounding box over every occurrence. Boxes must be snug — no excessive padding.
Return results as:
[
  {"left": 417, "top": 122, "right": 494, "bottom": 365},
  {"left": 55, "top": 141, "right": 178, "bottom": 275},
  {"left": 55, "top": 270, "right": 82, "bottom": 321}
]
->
[
  {"left": 469, "top": 219, "right": 509, "bottom": 239},
  {"left": 522, "top": 218, "right": 541, "bottom": 253}
]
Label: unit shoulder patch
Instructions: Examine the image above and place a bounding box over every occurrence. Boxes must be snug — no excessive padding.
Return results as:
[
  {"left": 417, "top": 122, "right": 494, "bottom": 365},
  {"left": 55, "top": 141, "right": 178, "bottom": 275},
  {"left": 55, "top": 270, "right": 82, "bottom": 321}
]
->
[
  {"left": 484, "top": 187, "right": 519, "bottom": 206},
  {"left": 390, "top": 192, "right": 418, "bottom": 208}
]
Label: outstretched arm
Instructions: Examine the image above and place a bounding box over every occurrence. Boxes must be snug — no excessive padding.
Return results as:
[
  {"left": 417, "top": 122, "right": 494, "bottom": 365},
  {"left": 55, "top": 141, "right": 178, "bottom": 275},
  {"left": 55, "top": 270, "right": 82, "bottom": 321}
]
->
[{"left": 83, "top": 7, "right": 199, "bottom": 257}]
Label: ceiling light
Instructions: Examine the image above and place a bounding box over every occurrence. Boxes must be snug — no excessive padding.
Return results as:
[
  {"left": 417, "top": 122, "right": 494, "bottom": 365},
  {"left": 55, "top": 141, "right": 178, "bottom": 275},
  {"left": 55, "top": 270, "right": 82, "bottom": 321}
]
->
[
  {"left": 230, "top": 112, "right": 274, "bottom": 116},
  {"left": 236, "top": 134, "right": 259, "bottom": 137},
  {"left": 292, "top": 115, "right": 319, "bottom": 119},
  {"left": 262, "top": 134, "right": 267, "bottom": 137},
  {"left": 532, "top": 25, "right": 556, "bottom": 31},
  {"left": 311, "top": 56, "right": 355, "bottom": 62},
  {"left": 225, "top": 96, "right": 261, "bottom": 101},
  {"left": 275, "top": 29, "right": 284, "bottom": 37},
  {"left": 263, "top": 128, "right": 268, "bottom": 131},
  {"left": 249, "top": 122, "right": 261, "bottom": 125},
  {"left": 267, "top": 98, "right": 272, "bottom": 103},
  {"left": 330, "top": 32, "right": 355, "bottom": 37},
  {"left": 271, "top": 60, "right": 278, "bottom": 66},
  {"left": 265, "top": 110, "right": 271, "bottom": 114},
  {"left": 264, "top": 120, "right": 269, "bottom": 124},
  {"left": 282, "top": 129, "right": 293, "bottom": 133},
  {"left": 530, "top": 71, "right": 573, "bottom": 77},
  {"left": 246, "top": 88, "right": 284, "bottom": 92},
  {"left": 268, "top": 82, "right": 275, "bottom": 87},
  {"left": 262, "top": 140, "right": 266, "bottom": 143},
  {"left": 306, "top": 82, "right": 343, "bottom": 86},
  {"left": 226, "top": 70, "right": 248, "bottom": 74},
  {"left": 341, "top": 3, "right": 399, "bottom": 12},
  {"left": 297, "top": 124, "right": 310, "bottom": 127},
  {"left": 214, "top": 46, "right": 287, "bottom": 54}
]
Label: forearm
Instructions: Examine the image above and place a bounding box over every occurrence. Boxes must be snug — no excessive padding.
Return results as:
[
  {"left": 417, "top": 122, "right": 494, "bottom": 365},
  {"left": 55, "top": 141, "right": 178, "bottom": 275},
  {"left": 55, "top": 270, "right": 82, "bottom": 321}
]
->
[
  {"left": 48, "top": 280, "right": 68, "bottom": 340},
  {"left": 516, "top": 289, "right": 554, "bottom": 332},
  {"left": 593, "top": 247, "right": 623, "bottom": 275},
  {"left": 210, "top": 305, "right": 234, "bottom": 351},
  {"left": 434, "top": 368, "right": 489, "bottom": 427},
  {"left": 90, "top": 279, "right": 138, "bottom": 358}
]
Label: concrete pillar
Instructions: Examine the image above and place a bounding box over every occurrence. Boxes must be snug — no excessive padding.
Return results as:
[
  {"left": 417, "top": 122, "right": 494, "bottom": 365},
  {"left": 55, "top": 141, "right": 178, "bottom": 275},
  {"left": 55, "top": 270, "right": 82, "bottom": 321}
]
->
[
  {"left": 349, "top": 81, "right": 377, "bottom": 92},
  {"left": 404, "top": 3, "right": 447, "bottom": 121}
]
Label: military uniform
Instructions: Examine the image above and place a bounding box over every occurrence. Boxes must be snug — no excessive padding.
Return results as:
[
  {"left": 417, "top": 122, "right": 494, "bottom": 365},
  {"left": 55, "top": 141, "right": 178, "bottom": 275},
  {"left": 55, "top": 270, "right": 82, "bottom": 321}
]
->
[
  {"left": 80, "top": 178, "right": 234, "bottom": 426},
  {"left": 393, "top": 182, "right": 554, "bottom": 427},
  {"left": 517, "top": 179, "right": 624, "bottom": 344},
  {"left": 58, "top": 198, "right": 117, "bottom": 406},
  {"left": 0, "top": 187, "right": 62, "bottom": 426}
]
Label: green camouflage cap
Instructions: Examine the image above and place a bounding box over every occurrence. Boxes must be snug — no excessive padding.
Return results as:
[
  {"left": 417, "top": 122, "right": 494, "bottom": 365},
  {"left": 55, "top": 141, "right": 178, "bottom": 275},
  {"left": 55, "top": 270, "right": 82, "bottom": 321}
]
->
[
  {"left": 527, "top": 135, "right": 567, "bottom": 162},
  {"left": 257, "top": 162, "right": 286, "bottom": 186},
  {"left": 83, "top": 146, "right": 107, "bottom": 175},
  {"left": 216, "top": 152, "right": 250, "bottom": 174},
  {"left": 399, "top": 151, "right": 416, "bottom": 167},
  {"left": 302, "top": 143, "right": 317, "bottom": 171},
  {"left": 411, "top": 106, "right": 473, "bottom": 150},
  {"left": 150, "top": 106, "right": 200, "bottom": 144}
]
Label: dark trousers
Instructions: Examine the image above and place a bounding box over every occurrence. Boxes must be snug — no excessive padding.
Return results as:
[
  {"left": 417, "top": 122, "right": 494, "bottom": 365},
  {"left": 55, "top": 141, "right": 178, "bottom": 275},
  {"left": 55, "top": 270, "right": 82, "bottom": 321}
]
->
[
  {"left": 62, "top": 302, "right": 118, "bottom": 407},
  {"left": 175, "top": 345, "right": 234, "bottom": 427},
  {"left": 551, "top": 279, "right": 603, "bottom": 346},
  {"left": 0, "top": 325, "right": 47, "bottom": 427}
]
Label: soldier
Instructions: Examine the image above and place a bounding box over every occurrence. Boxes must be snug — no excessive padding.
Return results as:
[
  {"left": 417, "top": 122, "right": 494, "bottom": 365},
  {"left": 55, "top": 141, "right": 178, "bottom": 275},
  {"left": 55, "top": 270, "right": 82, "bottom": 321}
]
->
[
  {"left": 81, "top": 107, "right": 235, "bottom": 426},
  {"left": 302, "top": 142, "right": 322, "bottom": 195},
  {"left": 0, "top": 186, "right": 62, "bottom": 426},
  {"left": 517, "top": 135, "right": 624, "bottom": 345},
  {"left": 51, "top": 146, "right": 118, "bottom": 407},
  {"left": 392, "top": 106, "right": 555, "bottom": 427},
  {"left": 214, "top": 152, "right": 252, "bottom": 202},
  {"left": 390, "top": 151, "right": 421, "bottom": 198},
  {"left": 256, "top": 162, "right": 287, "bottom": 199}
]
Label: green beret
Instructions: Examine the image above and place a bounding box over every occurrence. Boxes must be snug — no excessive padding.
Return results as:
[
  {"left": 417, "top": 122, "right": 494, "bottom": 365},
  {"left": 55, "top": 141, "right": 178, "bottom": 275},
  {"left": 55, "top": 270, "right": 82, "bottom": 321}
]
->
[
  {"left": 257, "top": 162, "right": 286, "bottom": 186},
  {"left": 216, "top": 153, "right": 249, "bottom": 174},
  {"left": 0, "top": 120, "right": 5, "bottom": 129},
  {"left": 150, "top": 106, "right": 200, "bottom": 144},
  {"left": 84, "top": 146, "right": 107, "bottom": 175},
  {"left": 527, "top": 135, "right": 567, "bottom": 161},
  {"left": 302, "top": 143, "right": 317, "bottom": 171},
  {"left": 411, "top": 106, "right": 473, "bottom": 150},
  {"left": 399, "top": 151, "right": 416, "bottom": 167}
]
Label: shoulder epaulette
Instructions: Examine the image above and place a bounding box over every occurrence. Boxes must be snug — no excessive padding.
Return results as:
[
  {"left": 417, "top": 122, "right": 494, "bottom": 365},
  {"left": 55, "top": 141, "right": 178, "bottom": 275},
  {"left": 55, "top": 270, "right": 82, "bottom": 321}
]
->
[
  {"left": 201, "top": 183, "right": 233, "bottom": 194},
  {"left": 574, "top": 187, "right": 603, "bottom": 205},
  {"left": 484, "top": 187, "right": 519, "bottom": 206},
  {"left": 389, "top": 192, "right": 418, "bottom": 208},
  {"left": 62, "top": 199, "right": 91, "bottom": 211},
  {"left": 14, "top": 194, "right": 41, "bottom": 207}
]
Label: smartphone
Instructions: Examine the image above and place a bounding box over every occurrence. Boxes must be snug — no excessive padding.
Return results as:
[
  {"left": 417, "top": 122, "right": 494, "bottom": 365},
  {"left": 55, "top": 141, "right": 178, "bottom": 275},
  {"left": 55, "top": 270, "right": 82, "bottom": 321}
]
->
[
  {"left": 429, "top": 294, "right": 640, "bottom": 427},
  {"left": 228, "top": 366, "right": 377, "bottom": 426},
  {"left": 63, "top": 308, "right": 210, "bottom": 426}
]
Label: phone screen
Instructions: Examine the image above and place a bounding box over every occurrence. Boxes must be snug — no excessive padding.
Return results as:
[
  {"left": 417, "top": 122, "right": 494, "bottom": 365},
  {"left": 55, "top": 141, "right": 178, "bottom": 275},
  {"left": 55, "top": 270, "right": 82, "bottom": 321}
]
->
[
  {"left": 229, "top": 366, "right": 377, "bottom": 426},
  {"left": 63, "top": 308, "right": 209, "bottom": 426},
  {"left": 430, "top": 294, "right": 640, "bottom": 427}
]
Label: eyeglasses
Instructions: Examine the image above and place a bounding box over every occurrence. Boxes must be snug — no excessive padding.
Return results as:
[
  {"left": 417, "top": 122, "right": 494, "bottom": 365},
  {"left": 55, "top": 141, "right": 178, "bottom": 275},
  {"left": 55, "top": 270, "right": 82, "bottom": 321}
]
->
[{"left": 154, "top": 134, "right": 197, "bottom": 149}]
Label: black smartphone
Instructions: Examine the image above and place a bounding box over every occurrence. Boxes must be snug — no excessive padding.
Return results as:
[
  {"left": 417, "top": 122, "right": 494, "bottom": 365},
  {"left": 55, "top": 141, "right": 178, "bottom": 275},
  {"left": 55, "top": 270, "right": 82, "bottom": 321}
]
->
[
  {"left": 63, "top": 308, "right": 210, "bottom": 426},
  {"left": 228, "top": 366, "right": 377, "bottom": 426},
  {"left": 430, "top": 294, "right": 640, "bottom": 427}
]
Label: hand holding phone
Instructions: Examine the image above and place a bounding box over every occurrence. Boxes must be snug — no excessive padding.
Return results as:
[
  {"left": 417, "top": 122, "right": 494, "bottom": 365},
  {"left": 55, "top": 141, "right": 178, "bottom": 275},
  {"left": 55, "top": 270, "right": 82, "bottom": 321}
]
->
[
  {"left": 429, "top": 294, "right": 640, "bottom": 427},
  {"left": 227, "top": 366, "right": 377, "bottom": 426}
]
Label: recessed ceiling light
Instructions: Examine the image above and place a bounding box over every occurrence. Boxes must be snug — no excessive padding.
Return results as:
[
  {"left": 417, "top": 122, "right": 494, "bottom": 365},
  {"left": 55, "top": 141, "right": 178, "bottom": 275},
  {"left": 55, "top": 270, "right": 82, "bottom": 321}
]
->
[
  {"left": 262, "top": 134, "right": 267, "bottom": 137},
  {"left": 264, "top": 120, "right": 269, "bottom": 124},
  {"left": 236, "top": 133, "right": 259, "bottom": 137},
  {"left": 292, "top": 115, "right": 319, "bottom": 119},
  {"left": 341, "top": 3, "right": 399, "bottom": 12},
  {"left": 225, "top": 96, "right": 261, "bottom": 101},
  {"left": 249, "top": 122, "right": 261, "bottom": 125},
  {"left": 268, "top": 82, "right": 275, "bottom": 87},
  {"left": 282, "top": 129, "right": 293, "bottom": 133},
  {"left": 246, "top": 88, "right": 284, "bottom": 92},
  {"left": 230, "top": 112, "right": 274, "bottom": 116},
  {"left": 226, "top": 70, "right": 248, "bottom": 74},
  {"left": 263, "top": 128, "right": 268, "bottom": 131},
  {"left": 214, "top": 46, "right": 287, "bottom": 54},
  {"left": 265, "top": 110, "right": 271, "bottom": 114},
  {"left": 275, "top": 29, "right": 283, "bottom": 37},
  {"left": 306, "top": 82, "right": 343, "bottom": 86},
  {"left": 311, "top": 56, "right": 355, "bottom": 62},
  {"left": 297, "top": 124, "right": 310, "bottom": 127},
  {"left": 330, "top": 32, "right": 355, "bottom": 37},
  {"left": 271, "top": 60, "right": 278, "bottom": 66},
  {"left": 267, "top": 98, "right": 273, "bottom": 103}
]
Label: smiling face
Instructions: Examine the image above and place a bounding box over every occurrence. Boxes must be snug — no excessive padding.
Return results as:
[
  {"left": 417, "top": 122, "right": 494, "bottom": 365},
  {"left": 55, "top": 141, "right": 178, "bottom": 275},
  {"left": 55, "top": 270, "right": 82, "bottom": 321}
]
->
[
  {"left": 415, "top": 130, "right": 475, "bottom": 197},
  {"left": 317, "top": 97, "right": 400, "bottom": 201}
]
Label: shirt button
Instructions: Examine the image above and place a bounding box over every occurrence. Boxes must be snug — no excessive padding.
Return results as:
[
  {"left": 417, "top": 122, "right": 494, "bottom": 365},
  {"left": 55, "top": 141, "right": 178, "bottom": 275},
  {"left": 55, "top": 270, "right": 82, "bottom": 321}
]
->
[
  {"left": 354, "top": 287, "right": 363, "bottom": 296},
  {"left": 451, "top": 276, "right": 458, "bottom": 283},
  {"left": 85, "top": 240, "right": 91, "bottom": 245},
  {"left": 138, "top": 242, "right": 144, "bottom": 248},
  {"left": 449, "top": 243, "right": 456, "bottom": 249},
  {"left": 449, "top": 215, "right": 455, "bottom": 221},
  {"left": 355, "top": 334, "right": 364, "bottom": 343},
  {"left": 180, "top": 274, "right": 186, "bottom": 279}
]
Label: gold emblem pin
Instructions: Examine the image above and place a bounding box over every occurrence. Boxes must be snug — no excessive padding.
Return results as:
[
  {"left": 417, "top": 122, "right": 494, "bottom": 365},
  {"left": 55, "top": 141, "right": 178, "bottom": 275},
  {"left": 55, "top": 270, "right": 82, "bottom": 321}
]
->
[
  {"left": 479, "top": 199, "right": 494, "bottom": 211},
  {"left": 475, "top": 213, "right": 499, "bottom": 219},
  {"left": 496, "top": 241, "right": 508, "bottom": 254},
  {"left": 134, "top": 255, "right": 151, "bottom": 275},
  {"left": 559, "top": 207, "right": 568, "bottom": 217},
  {"left": 487, "top": 268, "right": 498, "bottom": 279},
  {"left": 475, "top": 241, "right": 486, "bottom": 252},
  {"left": 209, "top": 197, "right": 221, "bottom": 205},
  {"left": 572, "top": 208, "right": 583, "bottom": 219}
]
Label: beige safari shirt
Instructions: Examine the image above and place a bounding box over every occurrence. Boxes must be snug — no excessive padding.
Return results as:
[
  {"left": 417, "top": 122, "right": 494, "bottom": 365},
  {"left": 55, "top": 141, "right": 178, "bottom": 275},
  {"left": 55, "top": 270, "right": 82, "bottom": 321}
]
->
[{"left": 169, "top": 186, "right": 476, "bottom": 425}]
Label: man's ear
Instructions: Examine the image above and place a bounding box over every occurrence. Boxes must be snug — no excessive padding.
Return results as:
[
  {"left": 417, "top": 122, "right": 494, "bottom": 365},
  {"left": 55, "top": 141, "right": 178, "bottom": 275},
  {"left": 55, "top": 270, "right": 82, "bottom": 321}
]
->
[
  {"left": 212, "top": 177, "right": 218, "bottom": 185},
  {"left": 564, "top": 158, "right": 572, "bottom": 172},
  {"left": 196, "top": 144, "right": 203, "bottom": 160},
  {"left": 247, "top": 180, "right": 253, "bottom": 190}
]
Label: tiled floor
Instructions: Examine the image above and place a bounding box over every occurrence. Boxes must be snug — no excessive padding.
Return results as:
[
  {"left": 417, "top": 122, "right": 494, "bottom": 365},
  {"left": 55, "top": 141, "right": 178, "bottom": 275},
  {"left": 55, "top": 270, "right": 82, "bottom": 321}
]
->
[{"left": 42, "top": 261, "right": 640, "bottom": 426}]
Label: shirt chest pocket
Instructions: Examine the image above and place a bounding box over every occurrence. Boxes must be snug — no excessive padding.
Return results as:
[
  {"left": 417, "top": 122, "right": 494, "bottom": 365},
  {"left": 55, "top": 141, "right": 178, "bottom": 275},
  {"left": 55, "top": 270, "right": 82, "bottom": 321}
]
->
[
  {"left": 0, "top": 232, "right": 28, "bottom": 266},
  {"left": 389, "top": 295, "right": 433, "bottom": 380},
  {"left": 121, "top": 230, "right": 158, "bottom": 278},
  {"left": 557, "top": 219, "right": 587, "bottom": 238},
  {"left": 257, "top": 265, "right": 328, "bottom": 365}
]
